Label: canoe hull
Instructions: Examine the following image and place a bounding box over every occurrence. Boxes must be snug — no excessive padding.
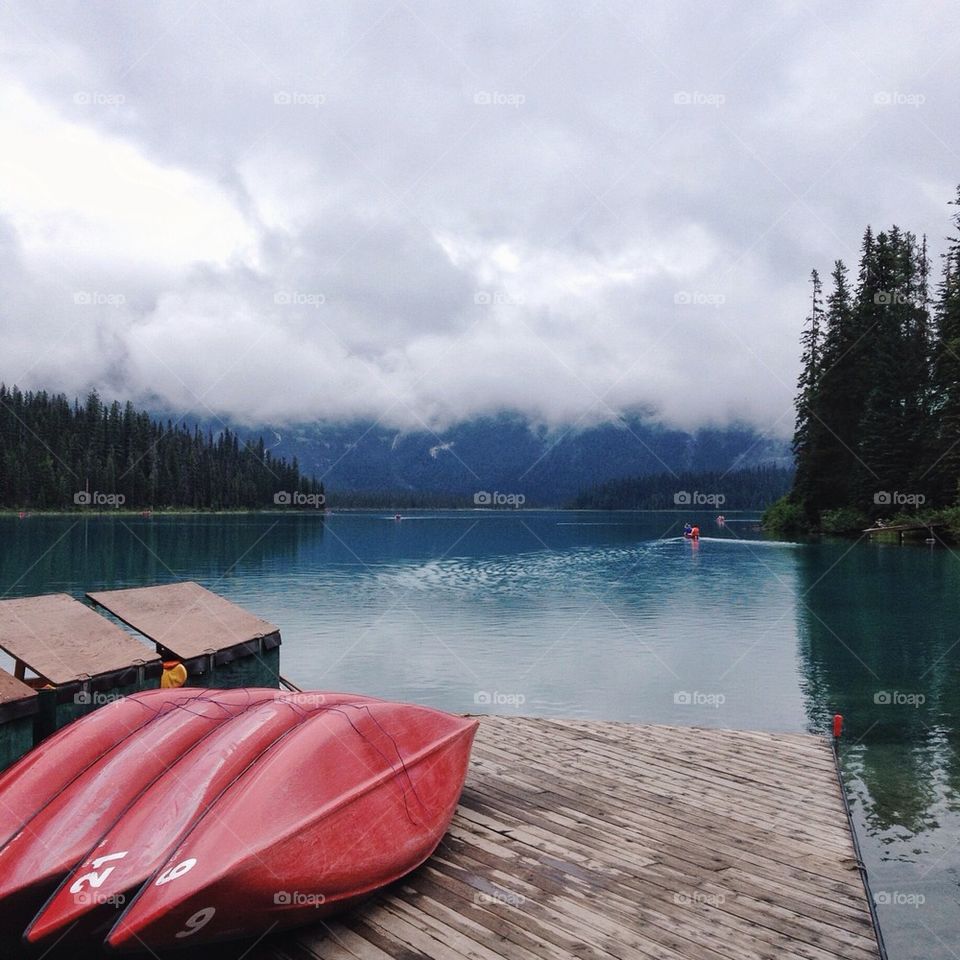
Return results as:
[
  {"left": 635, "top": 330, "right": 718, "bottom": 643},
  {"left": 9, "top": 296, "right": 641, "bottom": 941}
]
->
[
  {"left": 0, "top": 688, "right": 203, "bottom": 850},
  {"left": 105, "top": 700, "right": 478, "bottom": 950},
  {"left": 0, "top": 688, "right": 265, "bottom": 940},
  {"left": 0, "top": 689, "right": 478, "bottom": 952},
  {"left": 25, "top": 693, "right": 373, "bottom": 946}
]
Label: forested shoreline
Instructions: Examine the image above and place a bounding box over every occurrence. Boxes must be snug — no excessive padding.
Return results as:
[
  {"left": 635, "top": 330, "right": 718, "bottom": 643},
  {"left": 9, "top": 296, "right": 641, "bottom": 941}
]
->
[
  {"left": 2, "top": 386, "right": 785, "bottom": 513},
  {"left": 570, "top": 466, "right": 791, "bottom": 510},
  {"left": 0, "top": 386, "right": 323, "bottom": 510},
  {"left": 0, "top": 383, "right": 792, "bottom": 513},
  {"left": 765, "top": 186, "right": 960, "bottom": 535}
]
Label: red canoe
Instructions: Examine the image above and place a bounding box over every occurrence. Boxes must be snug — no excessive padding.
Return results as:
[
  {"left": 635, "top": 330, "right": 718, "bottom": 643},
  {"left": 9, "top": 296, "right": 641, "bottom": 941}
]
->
[
  {"left": 0, "top": 687, "right": 200, "bottom": 851},
  {"left": 24, "top": 692, "right": 370, "bottom": 945},
  {"left": 0, "top": 688, "right": 282, "bottom": 940},
  {"left": 105, "top": 697, "right": 477, "bottom": 950},
  {"left": 8, "top": 689, "right": 477, "bottom": 952}
]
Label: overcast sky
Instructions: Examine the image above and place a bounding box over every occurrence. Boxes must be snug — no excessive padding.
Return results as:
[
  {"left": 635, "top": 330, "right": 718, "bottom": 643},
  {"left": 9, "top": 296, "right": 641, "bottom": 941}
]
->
[{"left": 0, "top": 0, "right": 956, "bottom": 435}]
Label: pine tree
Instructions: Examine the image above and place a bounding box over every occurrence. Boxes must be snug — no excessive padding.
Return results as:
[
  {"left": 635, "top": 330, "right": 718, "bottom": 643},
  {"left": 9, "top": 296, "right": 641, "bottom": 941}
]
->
[
  {"left": 786, "top": 188, "right": 960, "bottom": 523},
  {"left": 809, "top": 260, "right": 855, "bottom": 510},
  {"left": 906, "top": 234, "right": 936, "bottom": 494},
  {"left": 931, "top": 186, "right": 960, "bottom": 503},
  {"left": 793, "top": 270, "right": 824, "bottom": 515},
  {"left": 0, "top": 387, "right": 321, "bottom": 510},
  {"left": 857, "top": 229, "right": 924, "bottom": 507}
]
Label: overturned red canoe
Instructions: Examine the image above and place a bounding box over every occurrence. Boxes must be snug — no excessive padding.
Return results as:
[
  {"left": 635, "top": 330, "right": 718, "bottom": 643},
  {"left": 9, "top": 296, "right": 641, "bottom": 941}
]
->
[
  {"left": 106, "top": 697, "right": 477, "bottom": 950},
  {"left": 0, "top": 688, "right": 282, "bottom": 941},
  {"left": 12, "top": 689, "right": 477, "bottom": 952},
  {"left": 0, "top": 687, "right": 200, "bottom": 851},
  {"left": 25, "top": 692, "right": 370, "bottom": 945}
]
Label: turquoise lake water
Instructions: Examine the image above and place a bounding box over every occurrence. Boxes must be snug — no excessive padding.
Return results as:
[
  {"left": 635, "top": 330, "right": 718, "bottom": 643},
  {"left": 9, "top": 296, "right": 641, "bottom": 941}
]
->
[{"left": 1, "top": 510, "right": 957, "bottom": 959}]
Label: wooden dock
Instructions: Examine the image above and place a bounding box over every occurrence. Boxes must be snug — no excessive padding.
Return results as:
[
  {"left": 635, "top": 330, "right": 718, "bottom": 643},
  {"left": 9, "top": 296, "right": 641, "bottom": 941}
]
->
[
  {"left": 0, "top": 586, "right": 883, "bottom": 959},
  {"left": 863, "top": 521, "right": 943, "bottom": 541},
  {"left": 254, "top": 716, "right": 882, "bottom": 960}
]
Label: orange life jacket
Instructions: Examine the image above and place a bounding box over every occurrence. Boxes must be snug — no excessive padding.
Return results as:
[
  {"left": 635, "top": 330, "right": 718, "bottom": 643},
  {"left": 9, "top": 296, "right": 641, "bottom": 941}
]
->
[{"left": 160, "top": 660, "right": 188, "bottom": 689}]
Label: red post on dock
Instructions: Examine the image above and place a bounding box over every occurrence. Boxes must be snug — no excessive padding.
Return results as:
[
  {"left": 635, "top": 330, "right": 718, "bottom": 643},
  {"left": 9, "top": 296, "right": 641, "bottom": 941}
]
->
[{"left": 832, "top": 713, "right": 843, "bottom": 739}]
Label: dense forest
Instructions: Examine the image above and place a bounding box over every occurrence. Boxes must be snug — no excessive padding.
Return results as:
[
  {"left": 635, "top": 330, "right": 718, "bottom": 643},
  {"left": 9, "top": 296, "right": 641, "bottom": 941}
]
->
[
  {"left": 570, "top": 466, "right": 792, "bottom": 510},
  {"left": 0, "top": 386, "right": 323, "bottom": 510},
  {"left": 767, "top": 186, "right": 960, "bottom": 533}
]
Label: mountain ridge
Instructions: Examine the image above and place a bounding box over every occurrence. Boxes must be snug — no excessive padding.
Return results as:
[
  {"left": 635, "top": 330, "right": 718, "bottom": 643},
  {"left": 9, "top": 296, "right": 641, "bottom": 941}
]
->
[{"left": 212, "top": 413, "right": 791, "bottom": 506}]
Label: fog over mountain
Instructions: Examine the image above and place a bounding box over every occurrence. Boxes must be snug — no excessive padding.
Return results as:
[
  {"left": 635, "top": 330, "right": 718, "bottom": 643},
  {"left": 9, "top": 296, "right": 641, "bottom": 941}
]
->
[
  {"left": 0, "top": 1, "right": 957, "bottom": 436},
  {"left": 238, "top": 415, "right": 789, "bottom": 504}
]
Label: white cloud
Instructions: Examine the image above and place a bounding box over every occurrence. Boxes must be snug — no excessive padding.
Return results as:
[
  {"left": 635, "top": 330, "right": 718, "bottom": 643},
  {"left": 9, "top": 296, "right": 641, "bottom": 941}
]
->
[
  {"left": 0, "top": 82, "right": 256, "bottom": 272},
  {"left": 0, "top": 0, "right": 955, "bottom": 437}
]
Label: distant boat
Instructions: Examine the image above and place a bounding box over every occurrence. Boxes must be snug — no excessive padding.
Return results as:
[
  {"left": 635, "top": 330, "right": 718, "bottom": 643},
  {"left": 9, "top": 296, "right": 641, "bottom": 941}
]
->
[{"left": 3, "top": 688, "right": 477, "bottom": 951}]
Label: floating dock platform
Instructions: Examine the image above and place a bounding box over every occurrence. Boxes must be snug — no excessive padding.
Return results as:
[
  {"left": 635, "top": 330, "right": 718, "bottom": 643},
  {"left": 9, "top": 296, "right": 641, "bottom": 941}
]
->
[
  {"left": 88, "top": 581, "right": 282, "bottom": 688},
  {"left": 255, "top": 716, "right": 882, "bottom": 960}
]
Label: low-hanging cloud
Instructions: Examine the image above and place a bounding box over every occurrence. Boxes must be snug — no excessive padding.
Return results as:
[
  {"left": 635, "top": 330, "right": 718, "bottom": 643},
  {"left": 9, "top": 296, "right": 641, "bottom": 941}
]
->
[{"left": 0, "top": 0, "right": 956, "bottom": 436}]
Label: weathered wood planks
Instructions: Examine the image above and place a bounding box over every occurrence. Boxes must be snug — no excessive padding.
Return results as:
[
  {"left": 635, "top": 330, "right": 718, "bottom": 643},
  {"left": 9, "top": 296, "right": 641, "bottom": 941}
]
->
[{"left": 258, "top": 717, "right": 881, "bottom": 960}]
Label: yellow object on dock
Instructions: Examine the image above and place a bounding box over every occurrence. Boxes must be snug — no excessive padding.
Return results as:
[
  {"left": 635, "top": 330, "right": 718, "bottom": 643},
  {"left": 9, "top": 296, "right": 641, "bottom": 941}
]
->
[{"left": 262, "top": 716, "right": 882, "bottom": 960}]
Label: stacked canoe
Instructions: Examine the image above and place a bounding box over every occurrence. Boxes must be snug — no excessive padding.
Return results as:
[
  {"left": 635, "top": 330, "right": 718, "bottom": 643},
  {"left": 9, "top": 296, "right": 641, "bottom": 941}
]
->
[{"left": 0, "top": 688, "right": 477, "bottom": 952}]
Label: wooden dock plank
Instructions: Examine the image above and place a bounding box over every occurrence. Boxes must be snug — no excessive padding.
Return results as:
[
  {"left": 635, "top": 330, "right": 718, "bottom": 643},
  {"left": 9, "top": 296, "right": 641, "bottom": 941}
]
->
[
  {"left": 0, "top": 668, "right": 37, "bottom": 705},
  {"left": 264, "top": 718, "right": 880, "bottom": 960},
  {"left": 0, "top": 593, "right": 158, "bottom": 683},
  {"left": 87, "top": 581, "right": 279, "bottom": 658}
]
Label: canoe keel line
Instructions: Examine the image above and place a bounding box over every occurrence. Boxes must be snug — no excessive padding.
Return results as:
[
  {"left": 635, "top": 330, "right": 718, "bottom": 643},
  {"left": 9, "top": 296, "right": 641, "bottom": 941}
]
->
[{"left": 0, "top": 687, "right": 477, "bottom": 952}]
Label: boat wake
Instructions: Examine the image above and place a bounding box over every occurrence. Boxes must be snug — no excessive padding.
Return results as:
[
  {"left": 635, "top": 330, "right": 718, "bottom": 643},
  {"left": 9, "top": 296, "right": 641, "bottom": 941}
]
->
[
  {"left": 696, "top": 536, "right": 799, "bottom": 547},
  {"left": 377, "top": 543, "right": 653, "bottom": 595}
]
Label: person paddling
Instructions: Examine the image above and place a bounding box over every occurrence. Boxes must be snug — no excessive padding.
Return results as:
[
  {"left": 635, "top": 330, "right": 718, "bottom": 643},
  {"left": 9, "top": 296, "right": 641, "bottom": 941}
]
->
[{"left": 683, "top": 521, "right": 692, "bottom": 537}]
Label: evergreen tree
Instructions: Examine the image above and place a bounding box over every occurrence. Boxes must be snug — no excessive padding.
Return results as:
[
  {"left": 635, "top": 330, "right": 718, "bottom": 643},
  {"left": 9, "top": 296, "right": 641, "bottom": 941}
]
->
[
  {"left": 0, "top": 388, "right": 322, "bottom": 510},
  {"left": 931, "top": 187, "right": 960, "bottom": 503},
  {"left": 788, "top": 187, "right": 956, "bottom": 523},
  {"left": 809, "top": 260, "right": 854, "bottom": 511},
  {"left": 792, "top": 270, "right": 824, "bottom": 515},
  {"left": 857, "top": 228, "right": 924, "bottom": 505}
]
